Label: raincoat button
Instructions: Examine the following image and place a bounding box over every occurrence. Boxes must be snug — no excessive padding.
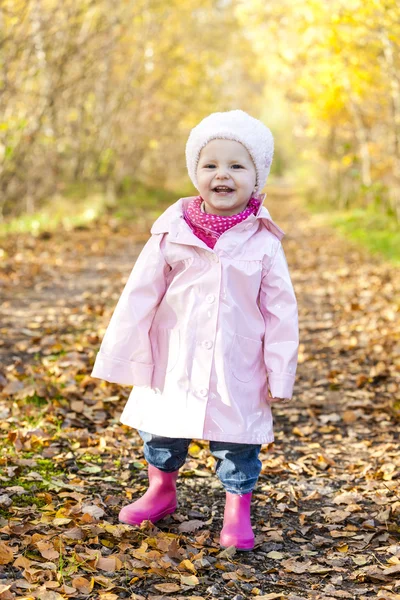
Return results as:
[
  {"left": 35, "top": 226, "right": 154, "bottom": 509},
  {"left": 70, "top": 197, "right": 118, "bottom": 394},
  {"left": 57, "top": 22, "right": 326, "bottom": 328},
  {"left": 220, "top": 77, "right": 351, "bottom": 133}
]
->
[
  {"left": 203, "top": 340, "right": 213, "bottom": 349},
  {"left": 197, "top": 388, "right": 208, "bottom": 397},
  {"left": 206, "top": 294, "right": 215, "bottom": 303}
]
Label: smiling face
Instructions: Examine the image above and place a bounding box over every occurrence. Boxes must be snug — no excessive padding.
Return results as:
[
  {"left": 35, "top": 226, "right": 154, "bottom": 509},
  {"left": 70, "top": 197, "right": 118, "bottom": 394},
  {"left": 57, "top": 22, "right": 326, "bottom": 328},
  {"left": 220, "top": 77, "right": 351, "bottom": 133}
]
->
[{"left": 196, "top": 139, "right": 257, "bottom": 216}]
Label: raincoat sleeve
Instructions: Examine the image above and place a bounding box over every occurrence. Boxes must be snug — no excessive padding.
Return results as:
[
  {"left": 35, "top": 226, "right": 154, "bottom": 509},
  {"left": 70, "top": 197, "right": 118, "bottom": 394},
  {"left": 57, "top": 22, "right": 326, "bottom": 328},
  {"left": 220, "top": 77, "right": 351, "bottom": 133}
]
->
[
  {"left": 260, "top": 241, "right": 299, "bottom": 401},
  {"left": 90, "top": 233, "right": 169, "bottom": 387}
]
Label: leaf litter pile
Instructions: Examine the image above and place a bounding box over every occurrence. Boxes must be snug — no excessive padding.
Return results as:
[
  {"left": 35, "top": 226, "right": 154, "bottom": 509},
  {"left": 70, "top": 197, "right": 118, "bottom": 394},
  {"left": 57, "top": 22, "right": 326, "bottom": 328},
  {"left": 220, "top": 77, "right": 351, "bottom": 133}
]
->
[{"left": 0, "top": 191, "right": 399, "bottom": 600}]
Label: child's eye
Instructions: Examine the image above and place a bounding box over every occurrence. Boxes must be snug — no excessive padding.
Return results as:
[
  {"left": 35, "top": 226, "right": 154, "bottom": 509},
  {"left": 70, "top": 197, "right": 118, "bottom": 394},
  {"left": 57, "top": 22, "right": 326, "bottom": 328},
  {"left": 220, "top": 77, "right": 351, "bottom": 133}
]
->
[{"left": 203, "top": 164, "right": 243, "bottom": 169}]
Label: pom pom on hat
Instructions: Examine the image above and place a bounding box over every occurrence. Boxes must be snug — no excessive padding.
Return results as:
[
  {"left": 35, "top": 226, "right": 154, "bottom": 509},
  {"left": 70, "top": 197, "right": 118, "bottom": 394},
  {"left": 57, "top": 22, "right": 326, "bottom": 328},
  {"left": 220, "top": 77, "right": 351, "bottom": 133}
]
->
[{"left": 185, "top": 109, "right": 274, "bottom": 192}]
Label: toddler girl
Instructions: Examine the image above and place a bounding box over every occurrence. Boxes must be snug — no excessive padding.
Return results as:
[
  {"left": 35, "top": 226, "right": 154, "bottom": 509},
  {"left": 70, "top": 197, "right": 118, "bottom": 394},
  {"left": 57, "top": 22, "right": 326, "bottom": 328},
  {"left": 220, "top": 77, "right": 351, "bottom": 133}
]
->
[{"left": 91, "top": 109, "right": 299, "bottom": 550}]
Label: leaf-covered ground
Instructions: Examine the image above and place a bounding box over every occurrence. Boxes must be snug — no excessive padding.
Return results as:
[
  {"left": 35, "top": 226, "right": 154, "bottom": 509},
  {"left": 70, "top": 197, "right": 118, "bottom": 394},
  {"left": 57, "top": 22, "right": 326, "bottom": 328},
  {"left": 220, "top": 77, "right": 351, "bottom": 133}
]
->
[{"left": 0, "top": 189, "right": 399, "bottom": 600}]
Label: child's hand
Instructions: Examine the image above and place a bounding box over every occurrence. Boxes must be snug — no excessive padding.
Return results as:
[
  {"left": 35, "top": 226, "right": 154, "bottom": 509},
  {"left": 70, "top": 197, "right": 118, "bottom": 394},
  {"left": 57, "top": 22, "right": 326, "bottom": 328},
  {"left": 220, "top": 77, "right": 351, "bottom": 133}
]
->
[
  {"left": 267, "top": 385, "right": 290, "bottom": 404},
  {"left": 268, "top": 397, "right": 290, "bottom": 404}
]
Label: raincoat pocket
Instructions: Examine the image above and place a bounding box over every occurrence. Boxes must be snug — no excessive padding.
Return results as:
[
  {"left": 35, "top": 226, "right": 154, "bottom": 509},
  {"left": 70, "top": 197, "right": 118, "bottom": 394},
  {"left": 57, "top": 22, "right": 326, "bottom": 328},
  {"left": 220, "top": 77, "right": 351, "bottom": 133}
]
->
[
  {"left": 229, "top": 333, "right": 263, "bottom": 383},
  {"left": 154, "top": 327, "right": 180, "bottom": 374}
]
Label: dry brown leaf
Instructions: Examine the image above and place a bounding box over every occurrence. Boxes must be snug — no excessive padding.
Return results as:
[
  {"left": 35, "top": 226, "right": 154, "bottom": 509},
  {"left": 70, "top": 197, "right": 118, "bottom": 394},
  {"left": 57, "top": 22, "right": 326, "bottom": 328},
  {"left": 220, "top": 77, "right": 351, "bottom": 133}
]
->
[
  {"left": 343, "top": 410, "right": 357, "bottom": 423},
  {"left": 222, "top": 572, "right": 238, "bottom": 581},
  {"left": 81, "top": 505, "right": 105, "bottom": 519},
  {"left": 330, "top": 530, "right": 357, "bottom": 538},
  {"left": 0, "top": 542, "right": 13, "bottom": 565},
  {"left": 71, "top": 576, "right": 94, "bottom": 594},
  {"left": 153, "top": 583, "right": 180, "bottom": 593},
  {"left": 0, "top": 583, "right": 13, "bottom": 600},
  {"left": 36, "top": 541, "right": 59, "bottom": 561},
  {"left": 258, "top": 595, "right": 288, "bottom": 600},
  {"left": 36, "top": 591, "right": 65, "bottom": 600},
  {"left": 180, "top": 574, "right": 199, "bottom": 586},
  {"left": 281, "top": 558, "right": 311, "bottom": 573},
  {"left": 13, "top": 555, "right": 31, "bottom": 569},
  {"left": 97, "top": 556, "right": 122, "bottom": 571},
  {"left": 178, "top": 519, "right": 205, "bottom": 533},
  {"left": 382, "top": 564, "right": 400, "bottom": 575},
  {"left": 333, "top": 492, "right": 364, "bottom": 505},
  {"left": 60, "top": 527, "right": 85, "bottom": 540}
]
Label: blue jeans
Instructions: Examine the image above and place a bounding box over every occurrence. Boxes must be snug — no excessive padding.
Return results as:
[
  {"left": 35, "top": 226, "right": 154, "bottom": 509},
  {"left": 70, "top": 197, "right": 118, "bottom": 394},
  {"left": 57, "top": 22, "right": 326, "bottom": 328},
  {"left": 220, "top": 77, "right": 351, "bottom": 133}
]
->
[{"left": 138, "top": 430, "right": 262, "bottom": 495}]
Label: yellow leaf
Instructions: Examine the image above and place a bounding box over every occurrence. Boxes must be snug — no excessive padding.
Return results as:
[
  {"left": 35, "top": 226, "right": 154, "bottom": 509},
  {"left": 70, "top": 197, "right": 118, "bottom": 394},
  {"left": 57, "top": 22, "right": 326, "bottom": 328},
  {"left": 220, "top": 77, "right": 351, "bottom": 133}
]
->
[
  {"left": 188, "top": 442, "right": 202, "bottom": 457},
  {"left": 55, "top": 507, "right": 70, "bottom": 518},
  {"left": 180, "top": 574, "right": 199, "bottom": 586},
  {"left": 292, "top": 426, "right": 305, "bottom": 437},
  {"left": 266, "top": 551, "right": 284, "bottom": 560},
  {"left": 179, "top": 558, "right": 197, "bottom": 573},
  {"left": 352, "top": 555, "right": 369, "bottom": 565},
  {"left": 53, "top": 518, "right": 72, "bottom": 526}
]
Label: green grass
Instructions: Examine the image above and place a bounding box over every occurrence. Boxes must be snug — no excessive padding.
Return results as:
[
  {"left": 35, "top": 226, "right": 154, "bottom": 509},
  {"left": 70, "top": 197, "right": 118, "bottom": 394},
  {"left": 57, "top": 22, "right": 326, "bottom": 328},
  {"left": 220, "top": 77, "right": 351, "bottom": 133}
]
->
[
  {"left": 0, "top": 181, "right": 182, "bottom": 237},
  {"left": 305, "top": 198, "right": 400, "bottom": 265},
  {"left": 0, "top": 459, "right": 64, "bottom": 483},
  {"left": 0, "top": 459, "right": 65, "bottom": 517},
  {"left": 0, "top": 192, "right": 106, "bottom": 237}
]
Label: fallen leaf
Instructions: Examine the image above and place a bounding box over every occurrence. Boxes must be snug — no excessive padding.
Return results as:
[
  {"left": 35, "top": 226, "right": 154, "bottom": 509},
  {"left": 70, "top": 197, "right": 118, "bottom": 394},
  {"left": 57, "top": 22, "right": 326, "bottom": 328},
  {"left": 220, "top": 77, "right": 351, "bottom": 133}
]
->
[
  {"left": 71, "top": 576, "right": 94, "bottom": 594},
  {"left": 153, "top": 583, "right": 180, "bottom": 593},
  {"left": 383, "top": 564, "right": 400, "bottom": 575},
  {"left": 180, "top": 574, "right": 199, "bottom": 586},
  {"left": 216, "top": 546, "right": 237, "bottom": 559},
  {"left": 60, "top": 527, "right": 85, "bottom": 540},
  {"left": 37, "top": 591, "right": 65, "bottom": 600},
  {"left": 352, "top": 555, "right": 370, "bottom": 565},
  {"left": 266, "top": 551, "right": 284, "bottom": 560},
  {"left": 36, "top": 540, "right": 59, "bottom": 560},
  {"left": 0, "top": 584, "right": 12, "bottom": 600},
  {"left": 97, "top": 556, "right": 122, "bottom": 571},
  {"left": 178, "top": 519, "right": 205, "bottom": 533},
  {"left": 179, "top": 558, "right": 197, "bottom": 573},
  {"left": 0, "top": 542, "right": 13, "bottom": 565},
  {"left": 81, "top": 465, "right": 102, "bottom": 474},
  {"left": 81, "top": 505, "right": 105, "bottom": 519}
]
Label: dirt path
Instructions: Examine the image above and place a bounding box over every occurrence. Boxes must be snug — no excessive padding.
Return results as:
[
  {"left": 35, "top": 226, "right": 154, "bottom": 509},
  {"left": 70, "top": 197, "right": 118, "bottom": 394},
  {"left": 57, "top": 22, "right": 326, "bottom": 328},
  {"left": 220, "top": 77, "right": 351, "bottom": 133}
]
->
[{"left": 0, "top": 190, "right": 399, "bottom": 600}]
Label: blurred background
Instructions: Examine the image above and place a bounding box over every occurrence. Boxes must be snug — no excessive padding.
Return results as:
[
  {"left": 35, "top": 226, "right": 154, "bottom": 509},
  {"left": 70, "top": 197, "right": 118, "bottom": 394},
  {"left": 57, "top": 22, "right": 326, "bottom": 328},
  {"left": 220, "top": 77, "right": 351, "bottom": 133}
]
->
[{"left": 1, "top": 0, "right": 399, "bottom": 261}]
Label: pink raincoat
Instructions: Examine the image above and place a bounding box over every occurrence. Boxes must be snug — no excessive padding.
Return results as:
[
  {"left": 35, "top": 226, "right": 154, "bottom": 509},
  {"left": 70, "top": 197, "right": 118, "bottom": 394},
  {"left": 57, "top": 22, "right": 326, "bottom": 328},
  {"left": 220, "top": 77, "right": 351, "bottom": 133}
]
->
[{"left": 91, "top": 195, "right": 299, "bottom": 444}]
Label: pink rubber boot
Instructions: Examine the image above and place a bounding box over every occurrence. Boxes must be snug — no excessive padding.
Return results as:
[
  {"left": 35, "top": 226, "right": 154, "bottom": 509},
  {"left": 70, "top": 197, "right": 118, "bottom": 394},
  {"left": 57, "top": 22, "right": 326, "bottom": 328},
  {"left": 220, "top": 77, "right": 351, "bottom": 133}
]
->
[
  {"left": 219, "top": 491, "right": 255, "bottom": 550},
  {"left": 118, "top": 464, "right": 179, "bottom": 526}
]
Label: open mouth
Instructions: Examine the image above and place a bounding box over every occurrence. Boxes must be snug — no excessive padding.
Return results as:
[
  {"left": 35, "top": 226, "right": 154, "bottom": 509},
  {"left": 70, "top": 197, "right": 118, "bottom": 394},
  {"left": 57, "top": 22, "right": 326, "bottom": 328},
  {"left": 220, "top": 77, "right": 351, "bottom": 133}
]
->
[{"left": 212, "top": 186, "right": 234, "bottom": 194}]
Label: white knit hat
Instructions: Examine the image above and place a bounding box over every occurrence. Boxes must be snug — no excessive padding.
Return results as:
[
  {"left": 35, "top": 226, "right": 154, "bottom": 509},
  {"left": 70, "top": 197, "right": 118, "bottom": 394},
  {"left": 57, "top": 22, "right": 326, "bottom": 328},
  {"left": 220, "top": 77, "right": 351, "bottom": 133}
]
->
[{"left": 185, "top": 109, "right": 274, "bottom": 192}]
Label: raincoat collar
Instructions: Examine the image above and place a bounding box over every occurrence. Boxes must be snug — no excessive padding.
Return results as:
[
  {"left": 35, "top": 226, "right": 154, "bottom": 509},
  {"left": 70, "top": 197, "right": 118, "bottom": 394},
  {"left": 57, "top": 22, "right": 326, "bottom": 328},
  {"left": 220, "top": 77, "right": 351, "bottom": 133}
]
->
[{"left": 151, "top": 194, "right": 285, "bottom": 241}]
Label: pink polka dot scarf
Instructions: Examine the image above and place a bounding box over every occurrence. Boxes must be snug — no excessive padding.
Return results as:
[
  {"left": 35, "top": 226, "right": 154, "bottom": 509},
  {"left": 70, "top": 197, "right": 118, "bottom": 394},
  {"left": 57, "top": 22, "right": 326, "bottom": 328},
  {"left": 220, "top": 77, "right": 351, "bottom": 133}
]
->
[{"left": 183, "top": 196, "right": 261, "bottom": 249}]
